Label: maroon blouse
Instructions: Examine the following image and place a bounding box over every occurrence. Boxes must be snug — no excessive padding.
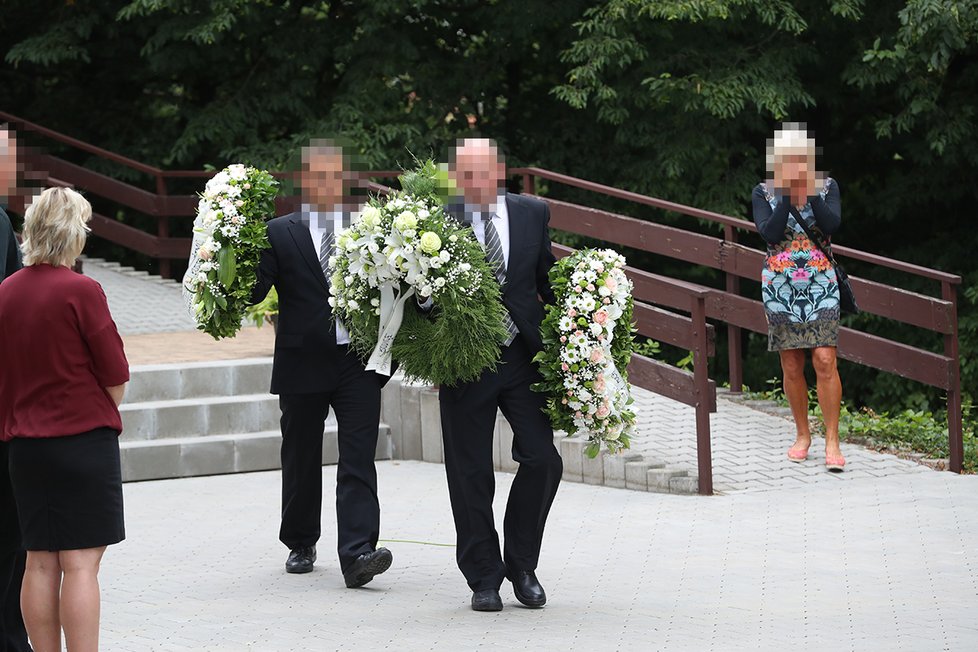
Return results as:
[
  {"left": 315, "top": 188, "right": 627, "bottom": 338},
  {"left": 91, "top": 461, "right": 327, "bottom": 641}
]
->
[{"left": 0, "top": 264, "right": 129, "bottom": 440}]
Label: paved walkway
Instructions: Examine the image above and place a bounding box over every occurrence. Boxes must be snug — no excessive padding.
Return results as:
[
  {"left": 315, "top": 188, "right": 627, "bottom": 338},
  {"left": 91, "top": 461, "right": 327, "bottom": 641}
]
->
[{"left": 104, "top": 461, "right": 978, "bottom": 651}]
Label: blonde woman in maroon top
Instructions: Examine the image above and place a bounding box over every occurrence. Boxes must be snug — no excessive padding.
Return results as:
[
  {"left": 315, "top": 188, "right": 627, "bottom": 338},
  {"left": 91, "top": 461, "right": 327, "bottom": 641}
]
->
[{"left": 0, "top": 187, "right": 129, "bottom": 652}]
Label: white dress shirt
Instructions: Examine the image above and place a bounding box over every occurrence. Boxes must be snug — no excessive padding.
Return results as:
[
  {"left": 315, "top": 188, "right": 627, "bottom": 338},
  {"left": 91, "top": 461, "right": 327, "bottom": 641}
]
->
[
  {"left": 305, "top": 206, "right": 350, "bottom": 345},
  {"left": 469, "top": 193, "right": 510, "bottom": 268}
]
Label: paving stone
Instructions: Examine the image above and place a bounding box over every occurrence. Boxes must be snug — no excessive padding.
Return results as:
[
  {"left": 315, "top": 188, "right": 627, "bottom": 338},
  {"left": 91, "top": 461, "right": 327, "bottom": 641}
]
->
[
  {"left": 602, "top": 453, "right": 641, "bottom": 489},
  {"left": 647, "top": 467, "right": 686, "bottom": 492},
  {"left": 669, "top": 474, "right": 699, "bottom": 495},
  {"left": 624, "top": 460, "right": 650, "bottom": 491},
  {"left": 419, "top": 387, "right": 443, "bottom": 463},
  {"left": 581, "top": 448, "right": 605, "bottom": 485},
  {"left": 559, "top": 437, "right": 585, "bottom": 482},
  {"left": 497, "top": 415, "right": 518, "bottom": 474}
]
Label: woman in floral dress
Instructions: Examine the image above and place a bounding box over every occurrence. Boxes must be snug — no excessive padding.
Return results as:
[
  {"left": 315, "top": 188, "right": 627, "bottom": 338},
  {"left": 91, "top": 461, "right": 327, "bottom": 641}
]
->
[{"left": 751, "top": 124, "right": 846, "bottom": 471}]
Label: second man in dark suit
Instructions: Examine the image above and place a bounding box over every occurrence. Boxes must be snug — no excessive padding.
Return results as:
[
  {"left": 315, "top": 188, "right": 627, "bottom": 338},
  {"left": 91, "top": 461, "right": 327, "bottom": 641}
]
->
[
  {"left": 441, "top": 138, "right": 563, "bottom": 612},
  {"left": 251, "top": 141, "right": 393, "bottom": 588}
]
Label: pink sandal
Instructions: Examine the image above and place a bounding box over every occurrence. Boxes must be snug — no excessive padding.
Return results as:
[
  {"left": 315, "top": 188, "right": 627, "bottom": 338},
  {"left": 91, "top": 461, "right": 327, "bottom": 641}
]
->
[{"left": 825, "top": 454, "right": 846, "bottom": 471}]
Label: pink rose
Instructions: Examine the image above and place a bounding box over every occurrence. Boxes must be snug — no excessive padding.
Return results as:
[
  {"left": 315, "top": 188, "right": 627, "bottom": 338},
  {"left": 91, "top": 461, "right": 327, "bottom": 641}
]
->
[
  {"left": 575, "top": 285, "right": 583, "bottom": 293},
  {"left": 593, "top": 310, "right": 608, "bottom": 325},
  {"left": 605, "top": 277, "right": 618, "bottom": 292},
  {"left": 568, "top": 309, "right": 577, "bottom": 317},
  {"left": 603, "top": 298, "right": 611, "bottom": 305},
  {"left": 561, "top": 363, "right": 569, "bottom": 371},
  {"left": 198, "top": 247, "right": 212, "bottom": 261},
  {"left": 561, "top": 398, "right": 568, "bottom": 405},
  {"left": 586, "top": 284, "right": 595, "bottom": 292},
  {"left": 590, "top": 349, "right": 605, "bottom": 363},
  {"left": 560, "top": 336, "right": 567, "bottom": 343},
  {"left": 596, "top": 404, "right": 610, "bottom": 419},
  {"left": 575, "top": 411, "right": 583, "bottom": 419},
  {"left": 596, "top": 373, "right": 605, "bottom": 382},
  {"left": 596, "top": 265, "right": 604, "bottom": 273},
  {"left": 594, "top": 379, "right": 606, "bottom": 392}
]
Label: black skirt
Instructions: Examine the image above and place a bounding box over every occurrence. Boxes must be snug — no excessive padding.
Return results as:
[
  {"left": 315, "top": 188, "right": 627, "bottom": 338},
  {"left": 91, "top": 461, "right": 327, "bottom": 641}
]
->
[{"left": 7, "top": 428, "right": 125, "bottom": 551}]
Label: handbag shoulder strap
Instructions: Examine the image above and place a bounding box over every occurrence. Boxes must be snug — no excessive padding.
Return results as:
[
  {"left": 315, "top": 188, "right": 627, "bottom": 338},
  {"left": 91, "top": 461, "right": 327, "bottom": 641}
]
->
[{"left": 789, "top": 205, "right": 837, "bottom": 264}]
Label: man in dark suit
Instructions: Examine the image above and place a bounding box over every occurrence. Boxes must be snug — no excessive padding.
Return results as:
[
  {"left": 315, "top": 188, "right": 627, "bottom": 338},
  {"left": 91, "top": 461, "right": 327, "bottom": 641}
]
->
[
  {"left": 251, "top": 141, "right": 392, "bottom": 588},
  {"left": 0, "top": 126, "right": 31, "bottom": 651},
  {"left": 440, "top": 138, "right": 563, "bottom": 612}
]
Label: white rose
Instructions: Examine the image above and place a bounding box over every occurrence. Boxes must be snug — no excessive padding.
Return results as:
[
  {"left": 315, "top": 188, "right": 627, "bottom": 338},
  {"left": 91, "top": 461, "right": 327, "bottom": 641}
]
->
[
  {"left": 360, "top": 205, "right": 382, "bottom": 228},
  {"left": 434, "top": 277, "right": 447, "bottom": 288},
  {"left": 394, "top": 210, "right": 418, "bottom": 231}
]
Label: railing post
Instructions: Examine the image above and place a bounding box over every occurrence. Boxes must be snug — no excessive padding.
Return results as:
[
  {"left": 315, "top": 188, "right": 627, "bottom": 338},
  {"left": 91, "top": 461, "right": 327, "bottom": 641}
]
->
[
  {"left": 155, "top": 173, "right": 171, "bottom": 279},
  {"left": 522, "top": 172, "right": 535, "bottom": 196},
  {"left": 942, "top": 281, "right": 964, "bottom": 473},
  {"left": 691, "top": 293, "right": 714, "bottom": 495},
  {"left": 723, "top": 225, "right": 743, "bottom": 393}
]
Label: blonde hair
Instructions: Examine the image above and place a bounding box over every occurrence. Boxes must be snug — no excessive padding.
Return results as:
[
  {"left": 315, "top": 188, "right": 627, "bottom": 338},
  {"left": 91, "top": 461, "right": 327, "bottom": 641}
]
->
[
  {"left": 766, "top": 122, "right": 816, "bottom": 173},
  {"left": 21, "top": 187, "right": 92, "bottom": 267}
]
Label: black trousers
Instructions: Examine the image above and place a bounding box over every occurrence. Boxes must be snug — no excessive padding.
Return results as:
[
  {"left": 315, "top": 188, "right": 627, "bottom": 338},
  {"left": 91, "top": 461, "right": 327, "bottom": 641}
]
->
[
  {"left": 0, "top": 442, "right": 30, "bottom": 652},
  {"left": 439, "top": 338, "right": 563, "bottom": 592},
  {"left": 278, "top": 347, "right": 383, "bottom": 572}
]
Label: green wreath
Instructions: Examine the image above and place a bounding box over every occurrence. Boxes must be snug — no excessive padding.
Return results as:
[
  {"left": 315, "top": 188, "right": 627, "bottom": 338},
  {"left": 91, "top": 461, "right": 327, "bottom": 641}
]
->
[{"left": 331, "top": 161, "right": 508, "bottom": 385}]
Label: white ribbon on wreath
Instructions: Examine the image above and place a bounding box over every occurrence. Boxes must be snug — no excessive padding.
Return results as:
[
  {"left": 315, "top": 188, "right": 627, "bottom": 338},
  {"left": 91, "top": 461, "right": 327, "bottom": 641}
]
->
[{"left": 364, "top": 283, "right": 416, "bottom": 376}]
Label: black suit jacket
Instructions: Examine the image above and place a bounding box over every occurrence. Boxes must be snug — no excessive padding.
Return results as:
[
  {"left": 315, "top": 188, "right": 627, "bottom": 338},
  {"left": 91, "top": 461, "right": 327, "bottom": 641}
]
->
[
  {"left": 0, "top": 206, "right": 21, "bottom": 284},
  {"left": 453, "top": 193, "right": 557, "bottom": 355},
  {"left": 252, "top": 212, "right": 342, "bottom": 395}
]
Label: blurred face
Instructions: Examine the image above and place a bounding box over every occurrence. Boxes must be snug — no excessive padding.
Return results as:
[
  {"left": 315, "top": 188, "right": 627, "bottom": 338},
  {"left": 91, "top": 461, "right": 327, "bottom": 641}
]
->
[
  {"left": 300, "top": 150, "right": 347, "bottom": 210},
  {"left": 0, "top": 131, "right": 16, "bottom": 200},
  {"left": 774, "top": 152, "right": 812, "bottom": 188},
  {"left": 450, "top": 141, "right": 506, "bottom": 207}
]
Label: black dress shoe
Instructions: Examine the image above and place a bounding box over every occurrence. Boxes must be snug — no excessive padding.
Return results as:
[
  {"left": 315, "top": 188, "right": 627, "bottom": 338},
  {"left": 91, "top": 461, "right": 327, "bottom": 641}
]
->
[
  {"left": 471, "top": 588, "right": 503, "bottom": 612},
  {"left": 285, "top": 546, "right": 316, "bottom": 574},
  {"left": 343, "top": 547, "right": 393, "bottom": 588},
  {"left": 510, "top": 571, "right": 546, "bottom": 608}
]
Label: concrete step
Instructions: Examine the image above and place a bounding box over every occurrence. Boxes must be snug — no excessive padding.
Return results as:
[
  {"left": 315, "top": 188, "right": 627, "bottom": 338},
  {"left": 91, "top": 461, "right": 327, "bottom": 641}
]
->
[
  {"left": 120, "top": 393, "right": 284, "bottom": 440},
  {"left": 124, "top": 358, "right": 273, "bottom": 403},
  {"left": 120, "top": 425, "right": 392, "bottom": 482}
]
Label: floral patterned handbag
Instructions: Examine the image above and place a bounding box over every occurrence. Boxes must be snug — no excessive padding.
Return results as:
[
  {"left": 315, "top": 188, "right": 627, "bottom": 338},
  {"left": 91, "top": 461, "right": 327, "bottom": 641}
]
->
[{"left": 790, "top": 206, "right": 860, "bottom": 315}]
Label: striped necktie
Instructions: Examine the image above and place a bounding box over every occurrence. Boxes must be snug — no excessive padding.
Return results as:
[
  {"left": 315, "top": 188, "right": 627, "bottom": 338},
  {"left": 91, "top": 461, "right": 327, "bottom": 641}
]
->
[
  {"left": 482, "top": 214, "right": 518, "bottom": 346},
  {"left": 319, "top": 230, "right": 333, "bottom": 281}
]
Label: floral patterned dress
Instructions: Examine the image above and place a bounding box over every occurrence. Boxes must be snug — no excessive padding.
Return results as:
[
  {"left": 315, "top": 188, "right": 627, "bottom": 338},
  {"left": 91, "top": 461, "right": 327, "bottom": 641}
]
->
[{"left": 755, "top": 180, "right": 840, "bottom": 351}]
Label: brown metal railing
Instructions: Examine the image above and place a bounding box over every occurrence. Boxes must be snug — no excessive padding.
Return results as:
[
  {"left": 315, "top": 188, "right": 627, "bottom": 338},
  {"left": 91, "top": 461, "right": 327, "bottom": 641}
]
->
[{"left": 513, "top": 167, "right": 965, "bottom": 475}]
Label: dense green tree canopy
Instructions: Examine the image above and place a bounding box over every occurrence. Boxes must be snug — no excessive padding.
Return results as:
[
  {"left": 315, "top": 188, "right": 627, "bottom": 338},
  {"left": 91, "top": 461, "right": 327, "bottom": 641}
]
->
[{"left": 1, "top": 0, "right": 976, "bottom": 411}]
